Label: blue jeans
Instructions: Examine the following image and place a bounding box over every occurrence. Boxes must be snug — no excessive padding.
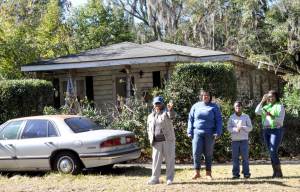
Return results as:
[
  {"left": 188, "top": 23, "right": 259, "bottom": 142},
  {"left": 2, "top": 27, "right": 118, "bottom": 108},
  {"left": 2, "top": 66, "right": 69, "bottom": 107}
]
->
[
  {"left": 192, "top": 133, "right": 215, "bottom": 170},
  {"left": 232, "top": 140, "right": 250, "bottom": 177},
  {"left": 263, "top": 128, "right": 284, "bottom": 165}
]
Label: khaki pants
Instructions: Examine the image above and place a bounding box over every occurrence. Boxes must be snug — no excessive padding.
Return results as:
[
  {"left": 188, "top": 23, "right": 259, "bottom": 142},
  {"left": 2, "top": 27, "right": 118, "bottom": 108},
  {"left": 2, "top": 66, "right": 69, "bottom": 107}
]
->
[{"left": 151, "top": 140, "right": 175, "bottom": 182}]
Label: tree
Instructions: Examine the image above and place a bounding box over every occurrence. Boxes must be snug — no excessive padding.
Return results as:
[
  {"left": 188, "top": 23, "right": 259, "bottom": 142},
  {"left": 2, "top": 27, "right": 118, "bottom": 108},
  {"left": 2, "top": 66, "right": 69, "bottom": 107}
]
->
[
  {"left": 68, "top": 0, "right": 134, "bottom": 51},
  {"left": 114, "top": 0, "right": 183, "bottom": 40},
  {"left": 0, "top": 0, "right": 72, "bottom": 78},
  {"left": 35, "top": 0, "right": 73, "bottom": 58},
  {"left": 0, "top": 0, "right": 47, "bottom": 79}
]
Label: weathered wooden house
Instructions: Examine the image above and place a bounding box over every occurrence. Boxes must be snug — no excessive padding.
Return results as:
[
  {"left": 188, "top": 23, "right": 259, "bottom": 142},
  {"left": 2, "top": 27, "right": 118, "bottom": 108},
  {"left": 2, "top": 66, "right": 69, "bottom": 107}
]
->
[{"left": 21, "top": 41, "right": 284, "bottom": 109}]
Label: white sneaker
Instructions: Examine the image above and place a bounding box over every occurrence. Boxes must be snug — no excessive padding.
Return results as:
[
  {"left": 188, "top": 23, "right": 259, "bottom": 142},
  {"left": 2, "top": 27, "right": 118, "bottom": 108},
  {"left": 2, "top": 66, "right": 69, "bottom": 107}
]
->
[
  {"left": 166, "top": 180, "right": 173, "bottom": 185},
  {"left": 147, "top": 179, "right": 159, "bottom": 185}
]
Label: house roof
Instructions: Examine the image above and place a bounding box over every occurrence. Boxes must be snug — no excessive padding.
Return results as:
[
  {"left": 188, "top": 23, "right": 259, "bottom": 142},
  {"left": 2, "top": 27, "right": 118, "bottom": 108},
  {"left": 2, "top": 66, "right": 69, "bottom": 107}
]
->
[{"left": 21, "top": 41, "right": 245, "bottom": 72}]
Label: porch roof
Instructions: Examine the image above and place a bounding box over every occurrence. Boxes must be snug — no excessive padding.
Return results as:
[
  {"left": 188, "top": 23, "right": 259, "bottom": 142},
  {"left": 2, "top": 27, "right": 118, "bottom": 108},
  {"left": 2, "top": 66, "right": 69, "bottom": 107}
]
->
[{"left": 21, "top": 41, "right": 246, "bottom": 72}]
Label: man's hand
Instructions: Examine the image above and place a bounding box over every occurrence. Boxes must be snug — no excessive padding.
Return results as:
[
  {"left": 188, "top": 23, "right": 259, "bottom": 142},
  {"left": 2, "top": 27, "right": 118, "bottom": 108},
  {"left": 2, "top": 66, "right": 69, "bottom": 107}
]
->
[{"left": 167, "top": 102, "right": 174, "bottom": 111}]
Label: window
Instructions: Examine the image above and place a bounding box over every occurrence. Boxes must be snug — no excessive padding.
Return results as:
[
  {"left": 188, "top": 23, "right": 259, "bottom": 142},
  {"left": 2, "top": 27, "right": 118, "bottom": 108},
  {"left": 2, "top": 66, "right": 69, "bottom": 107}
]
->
[
  {"left": 21, "top": 120, "right": 58, "bottom": 139},
  {"left": 0, "top": 120, "right": 24, "bottom": 140},
  {"left": 61, "top": 78, "right": 86, "bottom": 104},
  {"left": 152, "top": 71, "right": 161, "bottom": 88},
  {"left": 65, "top": 117, "right": 102, "bottom": 133},
  {"left": 116, "top": 76, "right": 135, "bottom": 99}
]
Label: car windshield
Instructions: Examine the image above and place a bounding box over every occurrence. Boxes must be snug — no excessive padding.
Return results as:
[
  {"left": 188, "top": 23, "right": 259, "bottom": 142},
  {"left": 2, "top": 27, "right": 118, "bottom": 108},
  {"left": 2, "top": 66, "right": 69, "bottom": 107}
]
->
[{"left": 64, "top": 117, "right": 102, "bottom": 133}]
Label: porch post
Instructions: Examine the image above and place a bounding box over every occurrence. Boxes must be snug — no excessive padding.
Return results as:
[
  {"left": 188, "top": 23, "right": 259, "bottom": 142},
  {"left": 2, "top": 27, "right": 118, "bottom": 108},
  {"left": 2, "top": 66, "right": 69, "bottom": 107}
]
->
[{"left": 125, "top": 65, "right": 131, "bottom": 100}]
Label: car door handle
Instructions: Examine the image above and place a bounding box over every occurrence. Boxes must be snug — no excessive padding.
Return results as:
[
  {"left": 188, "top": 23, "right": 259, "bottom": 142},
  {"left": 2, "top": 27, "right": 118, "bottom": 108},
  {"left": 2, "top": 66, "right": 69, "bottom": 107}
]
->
[
  {"left": 45, "top": 142, "right": 56, "bottom": 147},
  {"left": 4, "top": 144, "right": 15, "bottom": 153},
  {"left": 7, "top": 144, "right": 15, "bottom": 149}
]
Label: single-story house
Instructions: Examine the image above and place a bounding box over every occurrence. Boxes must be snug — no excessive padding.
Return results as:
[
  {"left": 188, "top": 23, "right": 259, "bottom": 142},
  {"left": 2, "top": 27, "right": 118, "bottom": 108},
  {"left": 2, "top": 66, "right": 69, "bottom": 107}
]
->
[{"left": 21, "top": 41, "right": 285, "bottom": 109}]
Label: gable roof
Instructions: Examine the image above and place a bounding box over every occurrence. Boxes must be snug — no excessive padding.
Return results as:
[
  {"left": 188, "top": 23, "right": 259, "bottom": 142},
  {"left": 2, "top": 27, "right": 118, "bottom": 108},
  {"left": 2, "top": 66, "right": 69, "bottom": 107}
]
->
[{"left": 21, "top": 41, "right": 243, "bottom": 72}]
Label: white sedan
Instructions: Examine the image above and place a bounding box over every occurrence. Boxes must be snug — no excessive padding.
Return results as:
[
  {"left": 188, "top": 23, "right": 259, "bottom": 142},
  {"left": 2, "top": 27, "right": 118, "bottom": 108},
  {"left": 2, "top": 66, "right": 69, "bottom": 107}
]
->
[{"left": 0, "top": 115, "right": 141, "bottom": 174}]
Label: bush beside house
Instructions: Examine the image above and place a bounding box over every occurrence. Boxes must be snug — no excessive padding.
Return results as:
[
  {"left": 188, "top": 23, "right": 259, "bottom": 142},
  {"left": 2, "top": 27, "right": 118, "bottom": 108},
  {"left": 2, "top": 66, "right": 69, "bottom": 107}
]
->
[
  {"left": 281, "top": 75, "right": 300, "bottom": 156},
  {"left": 0, "top": 79, "right": 53, "bottom": 124},
  {"left": 162, "top": 62, "right": 237, "bottom": 161}
]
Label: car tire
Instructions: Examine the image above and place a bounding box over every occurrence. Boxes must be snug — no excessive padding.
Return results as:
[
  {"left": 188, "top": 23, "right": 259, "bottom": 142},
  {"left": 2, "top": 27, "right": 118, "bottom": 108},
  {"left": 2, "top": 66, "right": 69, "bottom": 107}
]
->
[{"left": 53, "top": 152, "right": 82, "bottom": 175}]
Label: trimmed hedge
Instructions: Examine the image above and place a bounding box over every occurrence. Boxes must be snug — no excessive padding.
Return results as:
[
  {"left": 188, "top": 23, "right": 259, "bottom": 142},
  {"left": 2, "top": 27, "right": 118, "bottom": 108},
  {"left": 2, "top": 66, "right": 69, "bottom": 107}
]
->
[
  {"left": 162, "top": 62, "right": 237, "bottom": 161},
  {"left": 0, "top": 79, "right": 53, "bottom": 124}
]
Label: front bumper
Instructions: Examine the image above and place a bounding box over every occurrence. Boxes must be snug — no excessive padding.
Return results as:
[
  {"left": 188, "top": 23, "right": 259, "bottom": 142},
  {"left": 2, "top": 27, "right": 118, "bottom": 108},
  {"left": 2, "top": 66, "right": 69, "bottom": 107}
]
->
[{"left": 79, "top": 147, "right": 141, "bottom": 168}]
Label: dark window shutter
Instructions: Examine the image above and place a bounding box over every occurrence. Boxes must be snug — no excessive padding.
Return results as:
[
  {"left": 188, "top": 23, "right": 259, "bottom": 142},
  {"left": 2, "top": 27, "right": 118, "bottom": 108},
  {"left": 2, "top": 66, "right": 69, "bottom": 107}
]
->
[
  {"left": 152, "top": 71, "right": 161, "bottom": 88},
  {"left": 53, "top": 78, "right": 60, "bottom": 109},
  {"left": 85, "top": 76, "right": 94, "bottom": 102}
]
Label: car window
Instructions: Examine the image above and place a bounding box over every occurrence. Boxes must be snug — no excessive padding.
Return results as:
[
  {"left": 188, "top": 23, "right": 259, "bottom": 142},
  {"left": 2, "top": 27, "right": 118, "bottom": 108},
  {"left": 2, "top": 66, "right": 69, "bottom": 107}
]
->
[
  {"left": 64, "top": 117, "right": 102, "bottom": 133},
  {"left": 21, "top": 119, "right": 58, "bottom": 139},
  {"left": 48, "top": 121, "right": 58, "bottom": 137},
  {"left": 0, "top": 120, "right": 24, "bottom": 140}
]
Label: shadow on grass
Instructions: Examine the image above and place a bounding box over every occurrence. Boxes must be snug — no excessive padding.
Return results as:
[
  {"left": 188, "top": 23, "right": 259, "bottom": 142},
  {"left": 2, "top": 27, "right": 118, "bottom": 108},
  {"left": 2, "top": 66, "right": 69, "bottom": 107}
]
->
[
  {"left": 0, "top": 166, "right": 152, "bottom": 177},
  {"left": 254, "top": 176, "right": 300, "bottom": 179},
  {"left": 175, "top": 179, "right": 298, "bottom": 188},
  {"left": 83, "top": 166, "right": 152, "bottom": 176},
  {"left": 0, "top": 171, "right": 47, "bottom": 178}
]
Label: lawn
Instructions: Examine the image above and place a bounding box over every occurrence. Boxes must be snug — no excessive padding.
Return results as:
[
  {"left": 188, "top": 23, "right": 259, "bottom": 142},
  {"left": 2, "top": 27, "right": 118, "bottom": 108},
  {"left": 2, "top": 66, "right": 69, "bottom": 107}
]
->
[{"left": 0, "top": 164, "right": 299, "bottom": 192}]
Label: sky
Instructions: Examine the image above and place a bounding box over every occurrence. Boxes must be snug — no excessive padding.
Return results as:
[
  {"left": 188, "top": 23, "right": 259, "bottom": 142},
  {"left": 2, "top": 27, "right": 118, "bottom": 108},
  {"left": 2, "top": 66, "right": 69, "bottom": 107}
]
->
[{"left": 69, "top": 0, "right": 88, "bottom": 8}]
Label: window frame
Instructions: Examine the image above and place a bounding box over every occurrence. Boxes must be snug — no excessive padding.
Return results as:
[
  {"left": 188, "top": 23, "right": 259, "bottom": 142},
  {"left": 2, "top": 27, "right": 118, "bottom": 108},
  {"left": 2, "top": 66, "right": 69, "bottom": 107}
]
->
[
  {"left": 60, "top": 77, "right": 86, "bottom": 105},
  {"left": 0, "top": 120, "right": 26, "bottom": 140},
  {"left": 20, "top": 119, "right": 60, "bottom": 139}
]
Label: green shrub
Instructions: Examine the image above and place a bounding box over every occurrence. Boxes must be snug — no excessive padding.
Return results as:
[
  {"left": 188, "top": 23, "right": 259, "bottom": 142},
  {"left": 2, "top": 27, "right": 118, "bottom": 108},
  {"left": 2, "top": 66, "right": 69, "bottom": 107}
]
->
[
  {"left": 281, "top": 75, "right": 300, "bottom": 156},
  {"left": 0, "top": 79, "right": 53, "bottom": 124},
  {"left": 109, "top": 98, "right": 151, "bottom": 157},
  {"left": 162, "top": 62, "right": 237, "bottom": 161},
  {"left": 283, "top": 75, "right": 300, "bottom": 117}
]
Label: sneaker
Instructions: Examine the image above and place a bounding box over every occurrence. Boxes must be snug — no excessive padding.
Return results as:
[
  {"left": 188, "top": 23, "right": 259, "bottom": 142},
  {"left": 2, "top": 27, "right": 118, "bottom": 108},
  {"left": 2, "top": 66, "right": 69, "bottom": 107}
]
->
[
  {"left": 205, "top": 170, "right": 213, "bottom": 180},
  {"left": 166, "top": 180, "right": 173, "bottom": 185},
  {"left": 205, "top": 175, "right": 213, "bottom": 180},
  {"left": 232, "top": 175, "right": 240, "bottom": 179},
  {"left": 147, "top": 179, "right": 159, "bottom": 185},
  {"left": 192, "top": 173, "right": 201, "bottom": 180}
]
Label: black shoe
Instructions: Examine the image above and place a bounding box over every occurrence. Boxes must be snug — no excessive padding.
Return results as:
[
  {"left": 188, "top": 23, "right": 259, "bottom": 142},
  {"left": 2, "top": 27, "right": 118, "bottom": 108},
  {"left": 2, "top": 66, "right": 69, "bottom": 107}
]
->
[
  {"left": 232, "top": 175, "right": 240, "bottom": 179},
  {"left": 244, "top": 175, "right": 251, "bottom": 179}
]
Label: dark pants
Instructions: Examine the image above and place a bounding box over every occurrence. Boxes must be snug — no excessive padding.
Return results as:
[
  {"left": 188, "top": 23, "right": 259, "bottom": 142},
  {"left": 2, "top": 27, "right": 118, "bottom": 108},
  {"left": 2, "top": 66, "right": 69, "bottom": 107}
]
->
[
  {"left": 263, "top": 128, "right": 284, "bottom": 165},
  {"left": 231, "top": 140, "right": 250, "bottom": 177},
  {"left": 192, "top": 133, "right": 215, "bottom": 170}
]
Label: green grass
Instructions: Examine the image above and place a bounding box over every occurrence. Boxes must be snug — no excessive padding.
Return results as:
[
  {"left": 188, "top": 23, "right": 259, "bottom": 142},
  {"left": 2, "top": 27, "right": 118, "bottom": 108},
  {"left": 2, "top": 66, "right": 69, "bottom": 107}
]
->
[{"left": 0, "top": 164, "right": 299, "bottom": 192}]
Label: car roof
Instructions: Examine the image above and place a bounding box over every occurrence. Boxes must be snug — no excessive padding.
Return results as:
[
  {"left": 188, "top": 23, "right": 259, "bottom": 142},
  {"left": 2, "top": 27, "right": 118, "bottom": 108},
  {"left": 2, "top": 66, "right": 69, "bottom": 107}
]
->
[{"left": 10, "top": 115, "right": 81, "bottom": 121}]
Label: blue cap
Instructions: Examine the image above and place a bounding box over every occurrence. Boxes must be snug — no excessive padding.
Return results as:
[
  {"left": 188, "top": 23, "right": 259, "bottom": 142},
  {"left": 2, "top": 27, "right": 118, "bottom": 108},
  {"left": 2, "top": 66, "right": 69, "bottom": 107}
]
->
[{"left": 152, "top": 96, "right": 164, "bottom": 105}]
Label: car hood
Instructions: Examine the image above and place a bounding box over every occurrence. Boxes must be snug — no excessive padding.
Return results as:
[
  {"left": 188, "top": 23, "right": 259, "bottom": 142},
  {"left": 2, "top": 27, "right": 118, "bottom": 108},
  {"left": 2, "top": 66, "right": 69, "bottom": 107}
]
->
[{"left": 72, "top": 129, "right": 134, "bottom": 140}]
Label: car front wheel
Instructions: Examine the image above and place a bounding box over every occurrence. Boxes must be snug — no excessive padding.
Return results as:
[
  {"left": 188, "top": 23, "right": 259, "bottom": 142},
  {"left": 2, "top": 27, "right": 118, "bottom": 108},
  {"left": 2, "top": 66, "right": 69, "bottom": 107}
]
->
[{"left": 54, "top": 152, "right": 82, "bottom": 174}]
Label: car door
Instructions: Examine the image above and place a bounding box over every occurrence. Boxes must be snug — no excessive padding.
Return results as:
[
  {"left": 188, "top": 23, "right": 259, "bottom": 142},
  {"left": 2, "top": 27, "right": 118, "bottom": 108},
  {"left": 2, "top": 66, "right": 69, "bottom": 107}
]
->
[
  {"left": 14, "top": 119, "right": 60, "bottom": 170},
  {"left": 0, "top": 120, "right": 24, "bottom": 170}
]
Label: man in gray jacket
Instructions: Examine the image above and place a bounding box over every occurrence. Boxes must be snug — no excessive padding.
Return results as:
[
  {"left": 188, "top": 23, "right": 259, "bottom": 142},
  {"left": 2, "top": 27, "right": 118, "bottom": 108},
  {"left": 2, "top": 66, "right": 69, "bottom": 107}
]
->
[
  {"left": 147, "top": 96, "right": 176, "bottom": 185},
  {"left": 227, "top": 101, "right": 253, "bottom": 179}
]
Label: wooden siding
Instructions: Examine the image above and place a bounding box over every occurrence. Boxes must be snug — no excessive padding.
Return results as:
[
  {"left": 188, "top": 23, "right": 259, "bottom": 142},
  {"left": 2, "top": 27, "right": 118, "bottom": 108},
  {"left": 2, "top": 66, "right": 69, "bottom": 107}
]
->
[{"left": 50, "top": 61, "right": 281, "bottom": 110}]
